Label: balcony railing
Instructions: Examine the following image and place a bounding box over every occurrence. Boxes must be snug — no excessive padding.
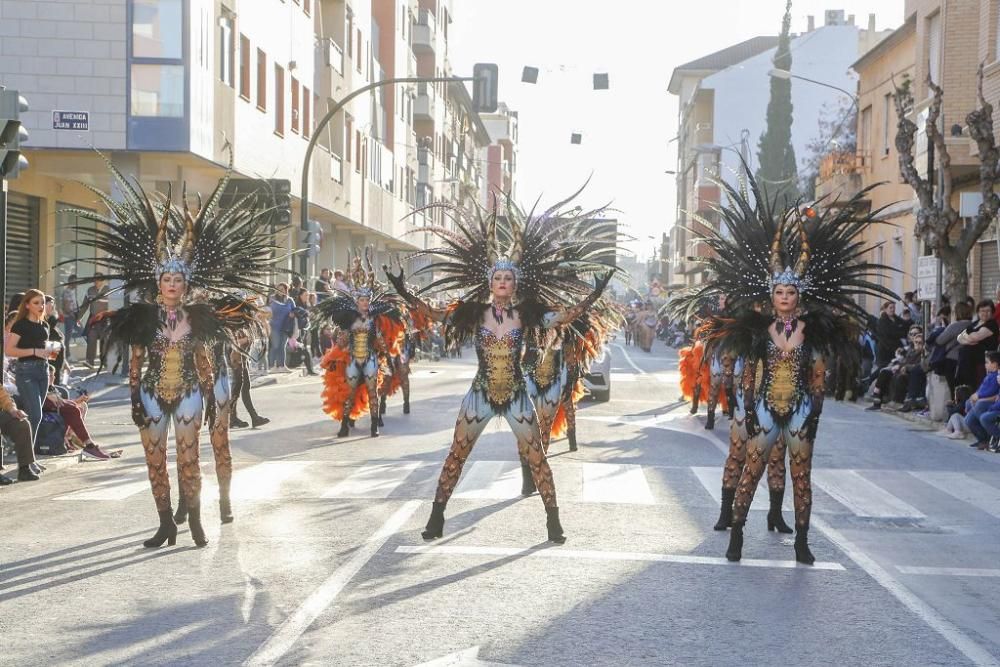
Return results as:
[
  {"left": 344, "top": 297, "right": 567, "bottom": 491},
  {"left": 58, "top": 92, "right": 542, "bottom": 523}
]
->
[
  {"left": 412, "top": 9, "right": 436, "bottom": 53},
  {"left": 331, "top": 153, "right": 343, "bottom": 184},
  {"left": 415, "top": 82, "right": 435, "bottom": 121},
  {"left": 324, "top": 39, "right": 344, "bottom": 76}
]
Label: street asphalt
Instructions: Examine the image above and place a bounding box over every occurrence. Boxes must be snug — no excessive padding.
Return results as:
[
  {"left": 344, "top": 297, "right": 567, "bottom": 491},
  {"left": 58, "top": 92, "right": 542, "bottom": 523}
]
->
[{"left": 1, "top": 341, "right": 999, "bottom": 666}]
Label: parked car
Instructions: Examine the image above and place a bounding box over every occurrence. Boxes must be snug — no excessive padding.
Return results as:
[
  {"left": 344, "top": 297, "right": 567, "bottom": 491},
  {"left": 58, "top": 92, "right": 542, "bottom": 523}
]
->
[{"left": 583, "top": 344, "right": 611, "bottom": 402}]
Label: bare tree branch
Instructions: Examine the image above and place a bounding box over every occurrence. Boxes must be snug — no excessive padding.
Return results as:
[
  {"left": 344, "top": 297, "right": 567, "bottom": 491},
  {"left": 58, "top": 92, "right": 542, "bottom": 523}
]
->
[{"left": 964, "top": 62, "right": 1000, "bottom": 256}]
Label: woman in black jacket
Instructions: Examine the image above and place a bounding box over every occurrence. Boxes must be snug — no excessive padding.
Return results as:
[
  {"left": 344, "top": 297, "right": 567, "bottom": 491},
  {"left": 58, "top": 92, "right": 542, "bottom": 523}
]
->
[{"left": 876, "top": 301, "right": 909, "bottom": 369}]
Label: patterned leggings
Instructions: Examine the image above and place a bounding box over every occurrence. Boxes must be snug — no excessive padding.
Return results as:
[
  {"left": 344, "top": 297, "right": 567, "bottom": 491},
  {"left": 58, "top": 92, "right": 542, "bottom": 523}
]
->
[{"left": 433, "top": 388, "right": 558, "bottom": 509}]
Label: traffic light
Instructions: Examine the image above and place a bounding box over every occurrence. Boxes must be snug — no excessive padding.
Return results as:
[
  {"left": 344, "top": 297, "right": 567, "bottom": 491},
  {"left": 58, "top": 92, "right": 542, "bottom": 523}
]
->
[
  {"left": 267, "top": 178, "right": 292, "bottom": 228},
  {"left": 0, "top": 89, "right": 29, "bottom": 180},
  {"left": 472, "top": 63, "right": 498, "bottom": 113},
  {"left": 303, "top": 220, "right": 322, "bottom": 257}
]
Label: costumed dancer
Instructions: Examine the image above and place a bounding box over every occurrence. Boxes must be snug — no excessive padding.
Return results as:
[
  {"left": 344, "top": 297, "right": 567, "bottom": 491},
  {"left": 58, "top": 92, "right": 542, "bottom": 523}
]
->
[
  {"left": 59, "top": 155, "right": 279, "bottom": 548},
  {"left": 380, "top": 291, "right": 425, "bottom": 417},
  {"left": 672, "top": 170, "right": 895, "bottom": 564},
  {"left": 315, "top": 248, "right": 405, "bottom": 438},
  {"left": 384, "top": 193, "right": 619, "bottom": 544}
]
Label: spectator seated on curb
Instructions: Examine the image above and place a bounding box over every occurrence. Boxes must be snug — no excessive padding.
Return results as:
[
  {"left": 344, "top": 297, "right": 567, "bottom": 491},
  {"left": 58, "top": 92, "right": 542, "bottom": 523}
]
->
[
  {"left": 964, "top": 352, "right": 1000, "bottom": 452},
  {"left": 938, "top": 385, "right": 973, "bottom": 440},
  {"left": 866, "top": 347, "right": 908, "bottom": 410},
  {"left": 43, "top": 365, "right": 113, "bottom": 460},
  {"left": 898, "top": 332, "right": 928, "bottom": 413},
  {"left": 0, "top": 383, "right": 37, "bottom": 484}
]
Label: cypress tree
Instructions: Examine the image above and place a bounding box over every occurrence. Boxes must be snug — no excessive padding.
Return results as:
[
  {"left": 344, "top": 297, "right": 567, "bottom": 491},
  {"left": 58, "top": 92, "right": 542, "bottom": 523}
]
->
[{"left": 756, "top": 0, "right": 800, "bottom": 207}]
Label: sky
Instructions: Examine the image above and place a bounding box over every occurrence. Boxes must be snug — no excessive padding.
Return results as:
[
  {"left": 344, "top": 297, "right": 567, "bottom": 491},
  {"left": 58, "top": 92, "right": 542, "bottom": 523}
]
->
[{"left": 449, "top": 0, "right": 905, "bottom": 261}]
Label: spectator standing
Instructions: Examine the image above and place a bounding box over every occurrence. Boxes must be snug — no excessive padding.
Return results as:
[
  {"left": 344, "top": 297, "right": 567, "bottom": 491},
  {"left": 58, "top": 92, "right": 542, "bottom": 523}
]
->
[
  {"left": 332, "top": 270, "right": 350, "bottom": 294},
  {"left": 319, "top": 325, "right": 336, "bottom": 355},
  {"left": 314, "top": 268, "right": 334, "bottom": 301},
  {"left": 902, "top": 292, "right": 922, "bottom": 322},
  {"left": 267, "top": 283, "right": 295, "bottom": 371},
  {"left": 60, "top": 276, "right": 80, "bottom": 359},
  {"left": 83, "top": 274, "right": 109, "bottom": 367},
  {"left": 957, "top": 300, "right": 999, "bottom": 388},
  {"left": 875, "top": 301, "right": 909, "bottom": 369},
  {"left": 44, "top": 296, "right": 67, "bottom": 382},
  {"left": 290, "top": 290, "right": 318, "bottom": 375}
]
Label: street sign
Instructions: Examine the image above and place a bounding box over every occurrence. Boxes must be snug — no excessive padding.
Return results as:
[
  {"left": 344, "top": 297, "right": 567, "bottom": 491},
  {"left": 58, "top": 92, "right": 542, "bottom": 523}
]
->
[
  {"left": 916, "top": 255, "right": 939, "bottom": 301},
  {"left": 52, "top": 110, "right": 89, "bottom": 131}
]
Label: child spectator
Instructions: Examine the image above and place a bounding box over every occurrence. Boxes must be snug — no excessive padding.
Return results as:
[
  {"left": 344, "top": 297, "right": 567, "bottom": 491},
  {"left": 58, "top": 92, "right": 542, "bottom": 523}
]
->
[
  {"left": 964, "top": 352, "right": 1000, "bottom": 449},
  {"left": 938, "top": 385, "right": 972, "bottom": 439}
]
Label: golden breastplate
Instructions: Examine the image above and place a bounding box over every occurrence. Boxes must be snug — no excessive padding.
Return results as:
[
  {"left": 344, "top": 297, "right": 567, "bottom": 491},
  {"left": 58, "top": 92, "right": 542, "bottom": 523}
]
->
[
  {"left": 766, "top": 346, "right": 803, "bottom": 417},
  {"left": 483, "top": 338, "right": 516, "bottom": 405},
  {"left": 535, "top": 349, "right": 558, "bottom": 387},
  {"left": 157, "top": 344, "right": 184, "bottom": 403},
  {"left": 351, "top": 330, "right": 369, "bottom": 361}
]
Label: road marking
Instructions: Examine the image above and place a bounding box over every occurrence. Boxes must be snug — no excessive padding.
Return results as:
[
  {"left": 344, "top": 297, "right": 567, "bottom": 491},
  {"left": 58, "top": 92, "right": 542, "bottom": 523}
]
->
[
  {"left": 395, "top": 545, "right": 845, "bottom": 571},
  {"left": 910, "top": 471, "right": 1000, "bottom": 519},
  {"left": 608, "top": 373, "right": 638, "bottom": 382},
  {"left": 697, "top": 421, "right": 1000, "bottom": 666},
  {"left": 52, "top": 474, "right": 150, "bottom": 501},
  {"left": 897, "top": 565, "right": 1000, "bottom": 578},
  {"left": 224, "top": 462, "right": 312, "bottom": 501},
  {"left": 323, "top": 462, "right": 425, "bottom": 499},
  {"left": 612, "top": 344, "right": 646, "bottom": 375},
  {"left": 414, "top": 646, "right": 522, "bottom": 667},
  {"left": 453, "top": 461, "right": 522, "bottom": 499},
  {"left": 690, "top": 467, "right": 786, "bottom": 511},
  {"left": 811, "top": 469, "right": 925, "bottom": 519},
  {"left": 581, "top": 463, "right": 654, "bottom": 505},
  {"left": 243, "top": 500, "right": 422, "bottom": 667}
]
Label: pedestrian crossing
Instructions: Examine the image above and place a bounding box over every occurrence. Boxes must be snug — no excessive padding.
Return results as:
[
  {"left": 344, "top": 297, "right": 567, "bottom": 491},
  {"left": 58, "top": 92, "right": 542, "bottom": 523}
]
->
[{"left": 50, "top": 461, "right": 1000, "bottom": 524}]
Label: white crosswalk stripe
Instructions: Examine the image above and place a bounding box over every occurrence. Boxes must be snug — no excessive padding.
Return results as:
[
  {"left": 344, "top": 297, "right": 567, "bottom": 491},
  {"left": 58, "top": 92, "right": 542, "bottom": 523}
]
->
[{"left": 48, "top": 462, "right": 1000, "bottom": 524}]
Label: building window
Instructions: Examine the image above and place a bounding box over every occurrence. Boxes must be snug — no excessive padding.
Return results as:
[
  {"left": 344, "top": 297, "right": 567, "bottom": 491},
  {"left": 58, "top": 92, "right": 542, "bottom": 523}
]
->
[
  {"left": 303, "top": 86, "right": 311, "bottom": 138},
  {"left": 859, "top": 105, "right": 872, "bottom": 162},
  {"left": 882, "top": 93, "right": 892, "bottom": 156},
  {"left": 355, "top": 129, "right": 362, "bottom": 172},
  {"left": 239, "top": 34, "right": 251, "bottom": 100},
  {"left": 132, "top": 0, "right": 183, "bottom": 59},
  {"left": 275, "top": 64, "right": 285, "bottom": 135},
  {"left": 927, "top": 11, "right": 941, "bottom": 84},
  {"left": 356, "top": 30, "right": 363, "bottom": 73},
  {"left": 304, "top": 0, "right": 311, "bottom": 15},
  {"left": 131, "top": 64, "right": 185, "bottom": 117},
  {"left": 346, "top": 13, "right": 354, "bottom": 57},
  {"left": 291, "top": 77, "right": 300, "bottom": 134},
  {"left": 219, "top": 11, "right": 235, "bottom": 87},
  {"left": 345, "top": 115, "right": 353, "bottom": 162},
  {"left": 256, "top": 49, "right": 267, "bottom": 111}
]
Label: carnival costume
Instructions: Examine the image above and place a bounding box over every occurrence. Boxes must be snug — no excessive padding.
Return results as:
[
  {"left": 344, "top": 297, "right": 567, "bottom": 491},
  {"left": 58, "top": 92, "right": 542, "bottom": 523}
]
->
[
  {"left": 60, "top": 156, "right": 279, "bottom": 548},
  {"left": 672, "top": 171, "right": 895, "bottom": 564},
  {"left": 385, "top": 193, "right": 619, "bottom": 544},
  {"left": 315, "top": 249, "right": 405, "bottom": 438}
]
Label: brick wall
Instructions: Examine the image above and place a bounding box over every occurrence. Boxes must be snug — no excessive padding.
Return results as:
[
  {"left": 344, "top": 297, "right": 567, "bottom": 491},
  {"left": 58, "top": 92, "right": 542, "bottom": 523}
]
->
[{"left": 0, "top": 0, "right": 127, "bottom": 149}]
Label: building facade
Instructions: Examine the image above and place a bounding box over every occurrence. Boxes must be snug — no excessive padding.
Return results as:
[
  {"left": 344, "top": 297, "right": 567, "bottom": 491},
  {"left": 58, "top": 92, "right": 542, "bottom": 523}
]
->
[{"left": 0, "top": 0, "right": 504, "bottom": 299}]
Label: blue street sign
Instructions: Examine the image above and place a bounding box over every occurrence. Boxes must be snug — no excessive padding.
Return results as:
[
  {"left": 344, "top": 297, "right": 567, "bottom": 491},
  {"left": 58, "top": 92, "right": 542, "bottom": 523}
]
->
[{"left": 52, "top": 110, "right": 89, "bottom": 131}]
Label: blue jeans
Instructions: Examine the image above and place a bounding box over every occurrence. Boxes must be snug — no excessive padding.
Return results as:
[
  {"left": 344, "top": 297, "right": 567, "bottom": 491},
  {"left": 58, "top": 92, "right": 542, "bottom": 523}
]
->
[
  {"left": 964, "top": 399, "right": 998, "bottom": 443},
  {"left": 268, "top": 329, "right": 289, "bottom": 368},
  {"left": 14, "top": 359, "right": 49, "bottom": 448},
  {"left": 980, "top": 409, "right": 1000, "bottom": 439}
]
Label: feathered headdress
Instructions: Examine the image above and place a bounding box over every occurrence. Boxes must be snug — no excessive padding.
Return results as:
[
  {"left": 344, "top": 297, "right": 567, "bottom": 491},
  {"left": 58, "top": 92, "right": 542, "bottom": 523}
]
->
[
  {"left": 314, "top": 245, "right": 402, "bottom": 329},
  {"left": 57, "top": 149, "right": 289, "bottom": 300},
  {"left": 408, "top": 185, "right": 623, "bottom": 305},
  {"left": 670, "top": 166, "right": 898, "bottom": 324}
]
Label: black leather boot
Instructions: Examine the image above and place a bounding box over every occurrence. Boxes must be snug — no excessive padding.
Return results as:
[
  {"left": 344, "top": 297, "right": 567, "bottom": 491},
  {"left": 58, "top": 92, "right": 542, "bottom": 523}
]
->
[
  {"left": 219, "top": 480, "right": 234, "bottom": 524},
  {"left": 143, "top": 510, "right": 178, "bottom": 548},
  {"left": 403, "top": 399, "right": 410, "bottom": 415},
  {"left": 337, "top": 418, "right": 350, "bottom": 438},
  {"left": 173, "top": 495, "right": 188, "bottom": 524},
  {"left": 377, "top": 414, "right": 385, "bottom": 428},
  {"left": 567, "top": 429, "right": 578, "bottom": 452},
  {"left": 187, "top": 498, "right": 208, "bottom": 548},
  {"left": 421, "top": 501, "right": 445, "bottom": 540},
  {"left": 370, "top": 421, "right": 380, "bottom": 437},
  {"left": 379, "top": 395, "right": 387, "bottom": 416},
  {"left": 767, "top": 489, "right": 793, "bottom": 534},
  {"left": 794, "top": 526, "right": 815, "bottom": 565},
  {"left": 546, "top": 506, "right": 566, "bottom": 544},
  {"left": 520, "top": 460, "right": 536, "bottom": 496},
  {"left": 705, "top": 411, "right": 715, "bottom": 430},
  {"left": 726, "top": 522, "right": 744, "bottom": 562},
  {"left": 714, "top": 488, "right": 735, "bottom": 531},
  {"left": 689, "top": 388, "right": 700, "bottom": 415}
]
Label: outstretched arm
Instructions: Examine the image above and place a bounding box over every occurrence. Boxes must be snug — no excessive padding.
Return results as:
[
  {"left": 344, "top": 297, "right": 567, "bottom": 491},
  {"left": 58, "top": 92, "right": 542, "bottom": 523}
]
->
[
  {"left": 545, "top": 271, "right": 615, "bottom": 328},
  {"left": 383, "top": 265, "right": 449, "bottom": 322}
]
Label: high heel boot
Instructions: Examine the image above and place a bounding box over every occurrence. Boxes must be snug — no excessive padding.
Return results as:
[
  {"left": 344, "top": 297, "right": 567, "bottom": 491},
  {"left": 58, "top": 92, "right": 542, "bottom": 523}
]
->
[
  {"left": 219, "top": 480, "right": 234, "bottom": 524},
  {"left": 766, "top": 489, "right": 793, "bottom": 534},
  {"left": 187, "top": 498, "right": 208, "bottom": 548},
  {"left": 403, "top": 399, "right": 410, "bottom": 415},
  {"left": 567, "top": 429, "right": 578, "bottom": 452},
  {"left": 421, "top": 501, "right": 445, "bottom": 540},
  {"left": 726, "top": 522, "right": 744, "bottom": 562},
  {"left": 173, "top": 495, "right": 188, "bottom": 524},
  {"left": 520, "top": 460, "right": 536, "bottom": 496},
  {"left": 794, "top": 526, "right": 815, "bottom": 565},
  {"left": 546, "top": 507, "right": 566, "bottom": 544},
  {"left": 143, "top": 510, "right": 178, "bottom": 548},
  {"left": 689, "top": 387, "right": 700, "bottom": 415},
  {"left": 370, "top": 421, "right": 380, "bottom": 437},
  {"left": 704, "top": 410, "right": 715, "bottom": 430},
  {"left": 379, "top": 395, "right": 387, "bottom": 416},
  {"left": 714, "top": 488, "right": 735, "bottom": 531},
  {"left": 337, "top": 417, "right": 350, "bottom": 438}
]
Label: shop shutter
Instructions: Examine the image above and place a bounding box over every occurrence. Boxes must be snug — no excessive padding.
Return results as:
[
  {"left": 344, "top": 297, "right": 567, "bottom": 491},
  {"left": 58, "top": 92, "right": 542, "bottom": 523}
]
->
[
  {"left": 4, "top": 193, "right": 40, "bottom": 304},
  {"left": 978, "top": 241, "right": 1000, "bottom": 301}
]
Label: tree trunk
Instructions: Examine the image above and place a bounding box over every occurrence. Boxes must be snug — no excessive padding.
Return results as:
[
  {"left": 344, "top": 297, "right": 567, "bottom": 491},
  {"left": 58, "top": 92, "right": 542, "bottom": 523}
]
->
[{"left": 941, "top": 249, "right": 970, "bottom": 306}]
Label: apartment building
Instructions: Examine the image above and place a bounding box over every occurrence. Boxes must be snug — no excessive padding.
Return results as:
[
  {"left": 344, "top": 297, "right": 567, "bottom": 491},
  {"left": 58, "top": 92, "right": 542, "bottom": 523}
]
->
[
  {"left": 666, "top": 10, "right": 891, "bottom": 290},
  {"left": 479, "top": 102, "right": 518, "bottom": 205},
  {"left": 0, "top": 0, "right": 498, "bottom": 298}
]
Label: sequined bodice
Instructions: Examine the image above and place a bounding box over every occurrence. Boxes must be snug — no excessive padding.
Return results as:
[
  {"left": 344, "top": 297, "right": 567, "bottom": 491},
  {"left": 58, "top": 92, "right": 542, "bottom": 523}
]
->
[
  {"left": 349, "top": 318, "right": 375, "bottom": 362},
  {"left": 143, "top": 330, "right": 198, "bottom": 402},
  {"left": 474, "top": 327, "right": 524, "bottom": 405},
  {"left": 762, "top": 341, "right": 806, "bottom": 417}
]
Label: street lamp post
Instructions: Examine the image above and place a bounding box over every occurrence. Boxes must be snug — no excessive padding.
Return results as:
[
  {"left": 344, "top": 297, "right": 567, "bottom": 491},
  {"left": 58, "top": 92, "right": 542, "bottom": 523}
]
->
[{"left": 768, "top": 68, "right": 859, "bottom": 158}]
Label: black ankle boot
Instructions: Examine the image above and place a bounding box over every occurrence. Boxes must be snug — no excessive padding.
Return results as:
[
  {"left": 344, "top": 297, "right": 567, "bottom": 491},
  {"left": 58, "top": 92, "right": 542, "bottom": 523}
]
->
[
  {"left": 17, "top": 465, "right": 39, "bottom": 482},
  {"left": 337, "top": 418, "right": 350, "bottom": 438},
  {"left": 689, "top": 390, "right": 700, "bottom": 415},
  {"left": 230, "top": 413, "right": 249, "bottom": 429},
  {"left": 403, "top": 400, "right": 410, "bottom": 415},
  {"left": 187, "top": 499, "right": 208, "bottom": 548},
  {"left": 726, "top": 522, "right": 744, "bottom": 561},
  {"left": 767, "top": 489, "right": 793, "bottom": 534},
  {"left": 371, "top": 421, "right": 380, "bottom": 437},
  {"left": 705, "top": 411, "right": 715, "bottom": 430},
  {"left": 143, "top": 510, "right": 178, "bottom": 548},
  {"left": 714, "top": 488, "right": 735, "bottom": 531},
  {"left": 173, "top": 495, "right": 188, "bottom": 524},
  {"left": 379, "top": 396, "right": 387, "bottom": 416},
  {"left": 421, "top": 501, "right": 445, "bottom": 540},
  {"left": 520, "top": 461, "right": 536, "bottom": 496},
  {"left": 219, "top": 481, "right": 234, "bottom": 524},
  {"left": 794, "top": 526, "right": 815, "bottom": 565},
  {"left": 567, "top": 430, "right": 578, "bottom": 452},
  {"left": 546, "top": 506, "right": 566, "bottom": 544},
  {"left": 377, "top": 414, "right": 385, "bottom": 428}
]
